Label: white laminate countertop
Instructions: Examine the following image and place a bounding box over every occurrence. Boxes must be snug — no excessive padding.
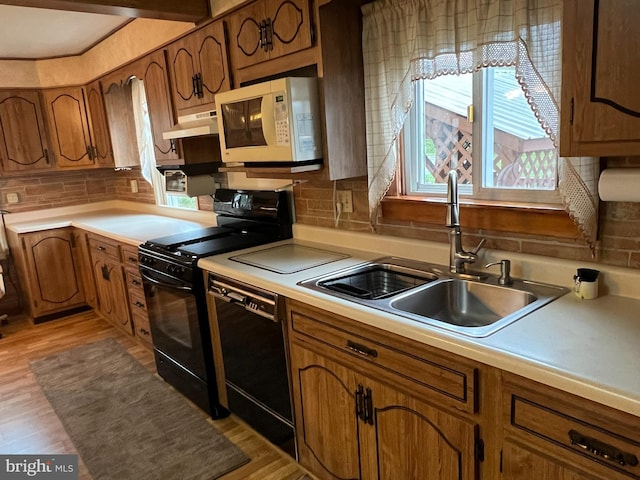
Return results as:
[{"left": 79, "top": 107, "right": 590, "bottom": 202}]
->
[
  {"left": 4, "top": 200, "right": 218, "bottom": 245},
  {"left": 199, "top": 236, "right": 640, "bottom": 418}
]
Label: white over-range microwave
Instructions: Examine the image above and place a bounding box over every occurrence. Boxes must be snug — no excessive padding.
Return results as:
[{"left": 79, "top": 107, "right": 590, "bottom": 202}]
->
[{"left": 215, "top": 77, "right": 323, "bottom": 164}]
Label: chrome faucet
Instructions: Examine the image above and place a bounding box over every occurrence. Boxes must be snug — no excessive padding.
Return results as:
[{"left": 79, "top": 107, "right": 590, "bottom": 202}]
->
[{"left": 446, "top": 170, "right": 485, "bottom": 274}]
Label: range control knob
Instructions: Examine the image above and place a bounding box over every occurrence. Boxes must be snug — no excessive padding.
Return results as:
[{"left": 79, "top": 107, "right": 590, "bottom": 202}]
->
[
  {"left": 166, "top": 265, "right": 186, "bottom": 276},
  {"left": 140, "top": 256, "right": 155, "bottom": 266}
]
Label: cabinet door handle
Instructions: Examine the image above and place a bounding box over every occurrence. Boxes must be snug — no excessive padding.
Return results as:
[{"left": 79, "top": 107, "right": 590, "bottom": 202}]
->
[
  {"left": 569, "top": 429, "right": 639, "bottom": 467},
  {"left": 259, "top": 19, "right": 268, "bottom": 51},
  {"left": 346, "top": 340, "right": 378, "bottom": 358},
  {"left": 363, "top": 387, "right": 374, "bottom": 425},
  {"left": 191, "top": 74, "right": 198, "bottom": 98},
  {"left": 86, "top": 145, "right": 94, "bottom": 160},
  {"left": 264, "top": 17, "right": 273, "bottom": 51},
  {"left": 355, "top": 384, "right": 365, "bottom": 421},
  {"left": 140, "top": 328, "right": 150, "bottom": 336},
  {"left": 191, "top": 73, "right": 203, "bottom": 98}
]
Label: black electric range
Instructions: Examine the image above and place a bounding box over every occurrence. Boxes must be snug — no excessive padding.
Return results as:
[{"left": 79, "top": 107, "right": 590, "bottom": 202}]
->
[{"left": 137, "top": 189, "right": 292, "bottom": 418}]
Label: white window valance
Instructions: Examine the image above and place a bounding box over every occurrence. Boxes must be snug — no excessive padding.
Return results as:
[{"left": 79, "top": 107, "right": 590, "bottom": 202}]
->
[{"left": 362, "top": 0, "right": 598, "bottom": 252}]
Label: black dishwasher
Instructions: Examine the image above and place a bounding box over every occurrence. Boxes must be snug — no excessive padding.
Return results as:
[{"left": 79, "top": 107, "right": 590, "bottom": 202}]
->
[{"left": 208, "top": 273, "right": 295, "bottom": 457}]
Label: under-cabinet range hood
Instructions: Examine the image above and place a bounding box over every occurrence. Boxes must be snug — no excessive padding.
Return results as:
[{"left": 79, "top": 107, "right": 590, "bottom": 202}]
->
[{"left": 162, "top": 110, "right": 218, "bottom": 140}]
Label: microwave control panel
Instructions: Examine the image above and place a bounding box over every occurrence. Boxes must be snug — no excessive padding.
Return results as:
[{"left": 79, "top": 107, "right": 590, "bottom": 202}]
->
[{"left": 274, "top": 92, "right": 290, "bottom": 146}]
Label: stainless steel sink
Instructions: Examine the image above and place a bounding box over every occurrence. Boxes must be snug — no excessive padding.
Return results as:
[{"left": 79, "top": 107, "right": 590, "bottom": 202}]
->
[{"left": 298, "top": 257, "right": 568, "bottom": 337}]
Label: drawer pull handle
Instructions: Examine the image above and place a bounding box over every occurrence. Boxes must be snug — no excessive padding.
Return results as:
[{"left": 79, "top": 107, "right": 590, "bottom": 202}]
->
[
  {"left": 569, "top": 429, "right": 639, "bottom": 467},
  {"left": 131, "top": 279, "right": 140, "bottom": 286},
  {"left": 346, "top": 340, "right": 378, "bottom": 358},
  {"left": 134, "top": 301, "right": 145, "bottom": 309},
  {"left": 97, "top": 246, "right": 106, "bottom": 251},
  {"left": 140, "top": 328, "right": 150, "bottom": 336}
]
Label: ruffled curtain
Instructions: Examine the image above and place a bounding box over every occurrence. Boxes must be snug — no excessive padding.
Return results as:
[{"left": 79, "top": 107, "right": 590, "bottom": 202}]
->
[
  {"left": 362, "top": 0, "right": 598, "bottom": 252},
  {"left": 131, "top": 78, "right": 166, "bottom": 206}
]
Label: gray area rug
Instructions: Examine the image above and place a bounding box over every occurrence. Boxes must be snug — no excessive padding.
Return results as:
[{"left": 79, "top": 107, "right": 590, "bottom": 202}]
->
[{"left": 30, "top": 338, "right": 249, "bottom": 480}]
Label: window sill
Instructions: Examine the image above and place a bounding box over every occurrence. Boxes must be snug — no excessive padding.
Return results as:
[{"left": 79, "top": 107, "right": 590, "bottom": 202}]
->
[{"left": 381, "top": 196, "right": 581, "bottom": 240}]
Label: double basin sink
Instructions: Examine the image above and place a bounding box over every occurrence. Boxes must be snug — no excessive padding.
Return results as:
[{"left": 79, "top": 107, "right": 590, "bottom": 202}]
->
[{"left": 299, "top": 257, "right": 568, "bottom": 337}]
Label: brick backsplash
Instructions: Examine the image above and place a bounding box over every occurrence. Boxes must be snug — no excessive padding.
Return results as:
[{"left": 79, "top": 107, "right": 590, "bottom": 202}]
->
[
  {"left": 293, "top": 156, "right": 640, "bottom": 270},
  {"left": 0, "top": 167, "right": 216, "bottom": 316},
  {"left": 0, "top": 168, "right": 215, "bottom": 213}
]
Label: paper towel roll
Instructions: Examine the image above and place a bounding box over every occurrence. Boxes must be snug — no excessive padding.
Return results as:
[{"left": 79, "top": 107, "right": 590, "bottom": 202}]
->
[{"left": 598, "top": 168, "right": 640, "bottom": 202}]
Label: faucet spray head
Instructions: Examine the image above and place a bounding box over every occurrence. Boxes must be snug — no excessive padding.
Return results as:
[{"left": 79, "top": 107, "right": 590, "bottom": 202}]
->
[{"left": 446, "top": 170, "right": 459, "bottom": 227}]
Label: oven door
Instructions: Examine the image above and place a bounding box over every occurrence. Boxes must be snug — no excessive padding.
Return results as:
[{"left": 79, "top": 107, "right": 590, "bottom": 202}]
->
[{"left": 140, "top": 266, "right": 207, "bottom": 380}]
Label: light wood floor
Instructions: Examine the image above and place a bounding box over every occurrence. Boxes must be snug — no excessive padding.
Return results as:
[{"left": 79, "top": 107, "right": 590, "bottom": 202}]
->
[{"left": 0, "top": 310, "right": 315, "bottom": 480}]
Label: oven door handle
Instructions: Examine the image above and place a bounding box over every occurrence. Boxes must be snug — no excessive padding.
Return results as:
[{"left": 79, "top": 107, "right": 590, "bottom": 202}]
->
[{"left": 140, "top": 269, "right": 193, "bottom": 292}]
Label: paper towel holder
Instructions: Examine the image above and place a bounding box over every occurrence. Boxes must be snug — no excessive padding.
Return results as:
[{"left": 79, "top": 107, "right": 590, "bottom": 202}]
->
[{"left": 598, "top": 168, "right": 640, "bottom": 202}]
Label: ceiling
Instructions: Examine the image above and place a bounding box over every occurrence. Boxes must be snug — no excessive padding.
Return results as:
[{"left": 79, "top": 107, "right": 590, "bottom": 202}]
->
[{"left": 0, "top": 4, "right": 131, "bottom": 59}]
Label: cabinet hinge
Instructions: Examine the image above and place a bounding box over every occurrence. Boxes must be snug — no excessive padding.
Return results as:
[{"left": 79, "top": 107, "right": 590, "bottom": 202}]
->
[{"left": 475, "top": 438, "right": 485, "bottom": 462}]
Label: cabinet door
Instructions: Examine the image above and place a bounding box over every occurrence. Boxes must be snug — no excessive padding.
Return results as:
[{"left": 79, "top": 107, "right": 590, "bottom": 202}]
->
[
  {"left": 267, "top": 0, "right": 313, "bottom": 60},
  {"left": 359, "top": 376, "right": 477, "bottom": 480},
  {"left": 560, "top": 0, "right": 640, "bottom": 156},
  {"left": 22, "top": 229, "right": 85, "bottom": 317},
  {"left": 136, "top": 50, "right": 181, "bottom": 164},
  {"left": 166, "top": 34, "right": 201, "bottom": 113},
  {"left": 73, "top": 230, "right": 98, "bottom": 310},
  {"left": 227, "top": 1, "right": 270, "bottom": 70},
  {"left": 503, "top": 440, "right": 598, "bottom": 480},
  {"left": 92, "top": 253, "right": 132, "bottom": 335},
  {"left": 84, "top": 81, "right": 114, "bottom": 168},
  {"left": 290, "top": 343, "right": 362, "bottom": 480},
  {"left": 0, "top": 90, "right": 52, "bottom": 172},
  {"left": 194, "top": 20, "right": 232, "bottom": 108},
  {"left": 44, "top": 87, "right": 94, "bottom": 168}
]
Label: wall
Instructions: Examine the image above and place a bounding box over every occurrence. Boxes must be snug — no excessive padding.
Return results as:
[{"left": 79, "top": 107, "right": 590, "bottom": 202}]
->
[
  {"left": 0, "top": 18, "right": 193, "bottom": 88},
  {"left": 293, "top": 156, "right": 640, "bottom": 270}
]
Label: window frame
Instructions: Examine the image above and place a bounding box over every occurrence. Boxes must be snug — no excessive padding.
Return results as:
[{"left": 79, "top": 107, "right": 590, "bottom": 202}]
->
[{"left": 404, "top": 69, "right": 561, "bottom": 205}]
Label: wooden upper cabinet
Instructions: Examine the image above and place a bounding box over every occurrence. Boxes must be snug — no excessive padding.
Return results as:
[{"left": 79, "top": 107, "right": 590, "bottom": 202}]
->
[
  {"left": 560, "top": 0, "right": 640, "bottom": 156},
  {"left": 85, "top": 80, "right": 114, "bottom": 168},
  {"left": 43, "top": 87, "right": 95, "bottom": 168},
  {"left": 166, "top": 20, "right": 232, "bottom": 116},
  {"left": 227, "top": 0, "right": 314, "bottom": 71},
  {"left": 0, "top": 90, "right": 52, "bottom": 172},
  {"left": 138, "top": 51, "right": 181, "bottom": 164}
]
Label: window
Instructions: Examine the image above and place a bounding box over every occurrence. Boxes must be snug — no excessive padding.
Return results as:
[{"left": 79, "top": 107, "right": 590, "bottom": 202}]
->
[
  {"left": 404, "top": 66, "right": 559, "bottom": 204},
  {"left": 130, "top": 79, "right": 198, "bottom": 211}
]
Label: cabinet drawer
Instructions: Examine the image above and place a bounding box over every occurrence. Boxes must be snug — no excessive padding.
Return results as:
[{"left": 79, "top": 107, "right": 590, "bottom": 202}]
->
[
  {"left": 121, "top": 244, "right": 139, "bottom": 269},
  {"left": 129, "top": 290, "right": 147, "bottom": 314},
  {"left": 125, "top": 270, "right": 144, "bottom": 293},
  {"left": 132, "top": 311, "right": 152, "bottom": 346},
  {"left": 508, "top": 385, "right": 640, "bottom": 479},
  {"left": 88, "top": 236, "right": 120, "bottom": 261},
  {"left": 290, "top": 309, "right": 476, "bottom": 414}
]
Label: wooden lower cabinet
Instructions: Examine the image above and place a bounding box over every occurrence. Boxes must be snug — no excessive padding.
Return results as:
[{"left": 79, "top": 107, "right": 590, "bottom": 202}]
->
[
  {"left": 88, "top": 234, "right": 132, "bottom": 335},
  {"left": 502, "top": 373, "right": 640, "bottom": 480},
  {"left": 122, "top": 244, "right": 153, "bottom": 348},
  {"left": 292, "top": 343, "right": 476, "bottom": 480},
  {"left": 288, "top": 300, "right": 480, "bottom": 480},
  {"left": 8, "top": 227, "right": 86, "bottom": 319}
]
